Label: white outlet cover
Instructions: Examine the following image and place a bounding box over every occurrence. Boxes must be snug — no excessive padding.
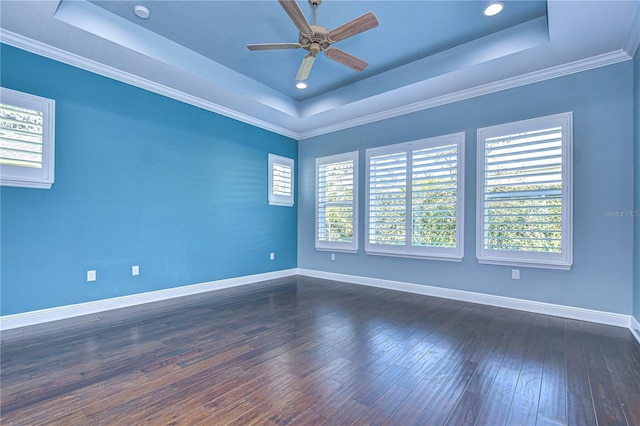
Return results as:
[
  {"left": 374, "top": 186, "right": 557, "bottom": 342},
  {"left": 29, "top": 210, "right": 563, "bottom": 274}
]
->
[
  {"left": 132, "top": 265, "right": 139, "bottom": 276},
  {"left": 87, "top": 270, "right": 96, "bottom": 282},
  {"left": 511, "top": 269, "right": 520, "bottom": 280}
]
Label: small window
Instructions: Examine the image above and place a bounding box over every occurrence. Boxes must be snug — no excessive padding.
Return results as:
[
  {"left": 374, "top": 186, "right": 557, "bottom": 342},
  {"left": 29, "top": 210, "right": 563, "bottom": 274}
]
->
[
  {"left": 476, "top": 112, "right": 573, "bottom": 270},
  {"left": 0, "top": 88, "right": 55, "bottom": 189},
  {"left": 365, "top": 132, "right": 465, "bottom": 261},
  {"left": 268, "top": 153, "right": 294, "bottom": 206},
  {"left": 316, "top": 151, "right": 358, "bottom": 252}
]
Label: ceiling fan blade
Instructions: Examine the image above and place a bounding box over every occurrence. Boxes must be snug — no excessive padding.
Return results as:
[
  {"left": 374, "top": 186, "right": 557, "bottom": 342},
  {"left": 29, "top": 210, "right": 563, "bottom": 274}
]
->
[
  {"left": 295, "top": 54, "right": 316, "bottom": 81},
  {"left": 325, "top": 48, "right": 368, "bottom": 72},
  {"left": 247, "top": 43, "right": 301, "bottom": 51},
  {"left": 329, "top": 12, "right": 379, "bottom": 43},
  {"left": 278, "top": 0, "right": 312, "bottom": 35}
]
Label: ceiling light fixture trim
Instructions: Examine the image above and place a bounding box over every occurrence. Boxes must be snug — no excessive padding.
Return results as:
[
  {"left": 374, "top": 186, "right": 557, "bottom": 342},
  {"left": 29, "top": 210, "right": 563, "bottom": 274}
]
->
[
  {"left": 484, "top": 2, "right": 504, "bottom": 17},
  {"left": 134, "top": 5, "right": 150, "bottom": 19}
]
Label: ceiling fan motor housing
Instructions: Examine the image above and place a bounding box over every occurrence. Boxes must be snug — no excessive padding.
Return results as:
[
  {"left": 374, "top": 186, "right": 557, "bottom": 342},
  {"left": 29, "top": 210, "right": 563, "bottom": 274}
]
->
[{"left": 299, "top": 25, "right": 332, "bottom": 52}]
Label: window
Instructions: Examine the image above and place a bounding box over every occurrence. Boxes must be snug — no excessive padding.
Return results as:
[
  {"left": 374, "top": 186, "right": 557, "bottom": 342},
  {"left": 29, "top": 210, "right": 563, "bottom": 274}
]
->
[
  {"left": 365, "top": 133, "right": 465, "bottom": 261},
  {"left": 316, "top": 151, "right": 358, "bottom": 252},
  {"left": 0, "top": 88, "right": 55, "bottom": 189},
  {"left": 476, "top": 112, "right": 573, "bottom": 269},
  {"left": 268, "top": 153, "right": 294, "bottom": 206}
]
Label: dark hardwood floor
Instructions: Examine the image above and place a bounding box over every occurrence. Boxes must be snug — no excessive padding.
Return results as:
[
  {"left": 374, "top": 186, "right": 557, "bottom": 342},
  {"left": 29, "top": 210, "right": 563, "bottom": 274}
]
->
[{"left": 1, "top": 276, "right": 639, "bottom": 425}]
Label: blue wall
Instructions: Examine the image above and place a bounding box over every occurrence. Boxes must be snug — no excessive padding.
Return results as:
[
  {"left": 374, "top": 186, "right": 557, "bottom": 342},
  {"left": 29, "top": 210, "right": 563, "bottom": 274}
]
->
[
  {"left": 634, "top": 48, "right": 640, "bottom": 323},
  {"left": 0, "top": 45, "right": 297, "bottom": 316},
  {"left": 299, "top": 61, "right": 635, "bottom": 315}
]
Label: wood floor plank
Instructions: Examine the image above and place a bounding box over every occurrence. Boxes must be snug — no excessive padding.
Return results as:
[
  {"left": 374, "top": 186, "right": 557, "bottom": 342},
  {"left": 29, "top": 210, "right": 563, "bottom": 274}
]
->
[
  {"left": 581, "top": 331, "right": 628, "bottom": 425},
  {"left": 475, "top": 366, "right": 521, "bottom": 426},
  {"left": 505, "top": 325, "right": 545, "bottom": 425},
  {"left": 564, "top": 329, "right": 598, "bottom": 426},
  {"left": 1, "top": 276, "right": 639, "bottom": 425}
]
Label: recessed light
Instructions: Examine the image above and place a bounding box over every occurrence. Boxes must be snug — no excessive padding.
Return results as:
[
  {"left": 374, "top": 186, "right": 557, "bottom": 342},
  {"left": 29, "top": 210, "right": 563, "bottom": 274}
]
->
[
  {"left": 134, "top": 5, "right": 150, "bottom": 19},
  {"left": 483, "top": 2, "right": 504, "bottom": 16},
  {"left": 296, "top": 82, "right": 308, "bottom": 89}
]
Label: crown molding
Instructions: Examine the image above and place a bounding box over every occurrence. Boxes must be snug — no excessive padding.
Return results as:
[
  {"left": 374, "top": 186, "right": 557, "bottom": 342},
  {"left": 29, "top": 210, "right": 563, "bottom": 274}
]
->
[
  {"left": 298, "top": 50, "right": 632, "bottom": 140},
  {"left": 1, "top": 30, "right": 632, "bottom": 142},
  {"left": 0, "top": 30, "right": 299, "bottom": 140}
]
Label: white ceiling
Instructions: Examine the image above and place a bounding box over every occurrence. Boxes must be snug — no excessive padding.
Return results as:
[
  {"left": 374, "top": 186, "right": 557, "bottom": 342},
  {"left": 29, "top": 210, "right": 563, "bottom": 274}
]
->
[{"left": 1, "top": 1, "right": 639, "bottom": 139}]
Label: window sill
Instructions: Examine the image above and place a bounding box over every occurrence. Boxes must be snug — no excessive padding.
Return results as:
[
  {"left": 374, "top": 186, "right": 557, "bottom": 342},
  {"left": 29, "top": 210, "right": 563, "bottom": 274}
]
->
[
  {"left": 477, "top": 257, "right": 572, "bottom": 270},
  {"left": 315, "top": 246, "right": 358, "bottom": 254},
  {"left": 0, "top": 178, "right": 53, "bottom": 189},
  {"left": 365, "top": 249, "right": 463, "bottom": 262}
]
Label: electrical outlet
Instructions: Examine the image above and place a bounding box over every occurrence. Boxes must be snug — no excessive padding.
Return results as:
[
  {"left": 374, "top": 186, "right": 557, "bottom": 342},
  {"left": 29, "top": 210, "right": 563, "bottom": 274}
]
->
[
  {"left": 132, "top": 265, "right": 139, "bottom": 276},
  {"left": 512, "top": 269, "right": 520, "bottom": 280},
  {"left": 87, "top": 270, "right": 96, "bottom": 282},
  {"left": 270, "top": 252, "right": 275, "bottom": 261},
  {"left": 331, "top": 253, "right": 336, "bottom": 261}
]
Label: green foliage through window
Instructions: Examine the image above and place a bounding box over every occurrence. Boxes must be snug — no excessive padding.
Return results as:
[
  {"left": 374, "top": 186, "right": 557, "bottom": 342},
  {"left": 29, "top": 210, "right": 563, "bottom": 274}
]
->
[
  {"left": 318, "top": 160, "right": 354, "bottom": 243},
  {"left": 366, "top": 133, "right": 464, "bottom": 260},
  {"left": 482, "top": 127, "right": 563, "bottom": 253}
]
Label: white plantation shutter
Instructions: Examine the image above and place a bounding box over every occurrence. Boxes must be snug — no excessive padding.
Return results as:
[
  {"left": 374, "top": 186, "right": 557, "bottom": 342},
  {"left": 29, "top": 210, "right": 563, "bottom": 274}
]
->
[
  {"left": 1, "top": 104, "right": 43, "bottom": 168},
  {"left": 272, "top": 163, "right": 292, "bottom": 196},
  {"left": 0, "top": 88, "right": 55, "bottom": 189},
  {"left": 477, "top": 112, "right": 573, "bottom": 269},
  {"left": 412, "top": 144, "right": 459, "bottom": 249},
  {"left": 316, "top": 151, "right": 358, "bottom": 252},
  {"left": 368, "top": 151, "right": 407, "bottom": 246},
  {"left": 366, "top": 133, "right": 464, "bottom": 260},
  {"left": 268, "top": 154, "right": 294, "bottom": 206}
]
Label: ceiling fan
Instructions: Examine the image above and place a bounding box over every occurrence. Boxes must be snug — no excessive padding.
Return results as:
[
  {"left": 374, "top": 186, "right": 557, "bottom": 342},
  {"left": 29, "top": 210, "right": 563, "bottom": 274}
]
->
[{"left": 247, "top": 0, "right": 379, "bottom": 81}]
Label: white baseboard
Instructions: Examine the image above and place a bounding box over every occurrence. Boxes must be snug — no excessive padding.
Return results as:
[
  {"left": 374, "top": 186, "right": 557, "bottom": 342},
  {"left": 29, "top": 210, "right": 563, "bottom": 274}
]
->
[
  {"left": 3, "top": 268, "right": 639, "bottom": 347},
  {"left": 631, "top": 317, "right": 640, "bottom": 346},
  {"left": 0, "top": 269, "right": 297, "bottom": 331},
  {"left": 297, "top": 269, "right": 636, "bottom": 332}
]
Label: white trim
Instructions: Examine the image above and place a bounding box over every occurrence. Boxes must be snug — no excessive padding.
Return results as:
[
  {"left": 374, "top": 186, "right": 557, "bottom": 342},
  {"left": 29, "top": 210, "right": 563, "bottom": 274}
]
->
[
  {"left": 0, "top": 269, "right": 297, "bottom": 331},
  {"left": 3, "top": 269, "right": 638, "bottom": 343},
  {"left": 298, "top": 51, "right": 631, "bottom": 140},
  {"left": 631, "top": 317, "right": 640, "bottom": 346},
  {"left": 476, "top": 112, "right": 573, "bottom": 270},
  {"left": 0, "top": 30, "right": 299, "bottom": 140},
  {"left": 1, "top": 30, "right": 631, "bottom": 142},
  {"left": 297, "top": 268, "right": 633, "bottom": 329}
]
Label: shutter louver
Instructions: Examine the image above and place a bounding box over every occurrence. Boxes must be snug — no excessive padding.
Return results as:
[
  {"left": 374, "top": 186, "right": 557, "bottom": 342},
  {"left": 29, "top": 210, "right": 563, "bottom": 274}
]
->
[
  {"left": 318, "top": 159, "right": 354, "bottom": 243},
  {"left": 268, "top": 154, "right": 294, "bottom": 206},
  {"left": 412, "top": 144, "right": 458, "bottom": 248},
  {"left": 272, "top": 162, "right": 292, "bottom": 197},
  {"left": 482, "top": 127, "right": 563, "bottom": 253},
  {"left": 365, "top": 133, "right": 464, "bottom": 260},
  {"left": 0, "top": 103, "right": 43, "bottom": 169},
  {"left": 368, "top": 152, "right": 407, "bottom": 246}
]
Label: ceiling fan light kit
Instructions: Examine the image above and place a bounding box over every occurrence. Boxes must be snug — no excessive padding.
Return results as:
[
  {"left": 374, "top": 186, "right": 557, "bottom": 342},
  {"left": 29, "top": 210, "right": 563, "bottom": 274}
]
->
[{"left": 247, "top": 0, "right": 379, "bottom": 81}]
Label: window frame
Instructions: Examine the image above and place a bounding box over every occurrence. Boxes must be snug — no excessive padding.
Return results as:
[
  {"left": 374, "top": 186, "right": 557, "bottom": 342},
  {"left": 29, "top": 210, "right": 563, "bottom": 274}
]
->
[
  {"left": 0, "top": 87, "right": 56, "bottom": 189},
  {"left": 476, "top": 112, "right": 573, "bottom": 270},
  {"left": 365, "top": 132, "right": 465, "bottom": 261},
  {"left": 268, "top": 153, "right": 294, "bottom": 207},
  {"left": 315, "top": 151, "right": 359, "bottom": 253}
]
